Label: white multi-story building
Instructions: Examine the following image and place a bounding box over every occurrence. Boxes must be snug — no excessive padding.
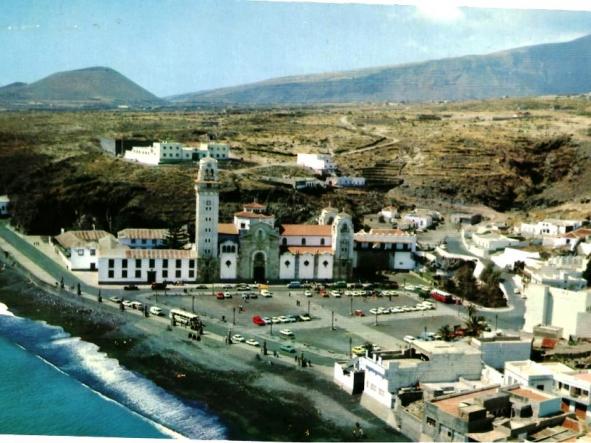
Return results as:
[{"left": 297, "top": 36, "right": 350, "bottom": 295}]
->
[
  {"left": 523, "top": 283, "right": 591, "bottom": 339},
  {"left": 0, "top": 195, "right": 9, "bottom": 216},
  {"left": 325, "top": 176, "right": 365, "bottom": 187},
  {"left": 470, "top": 332, "right": 532, "bottom": 370},
  {"left": 525, "top": 255, "right": 588, "bottom": 290},
  {"left": 354, "top": 228, "right": 416, "bottom": 270},
  {"left": 519, "top": 219, "right": 584, "bottom": 238},
  {"left": 124, "top": 141, "right": 229, "bottom": 165},
  {"left": 378, "top": 206, "right": 398, "bottom": 223},
  {"left": 54, "top": 230, "right": 113, "bottom": 271},
  {"left": 296, "top": 153, "right": 337, "bottom": 175}
]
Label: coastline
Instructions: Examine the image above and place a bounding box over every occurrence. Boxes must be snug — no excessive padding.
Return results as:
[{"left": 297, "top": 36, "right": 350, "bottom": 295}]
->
[{"left": 0, "top": 258, "right": 408, "bottom": 441}]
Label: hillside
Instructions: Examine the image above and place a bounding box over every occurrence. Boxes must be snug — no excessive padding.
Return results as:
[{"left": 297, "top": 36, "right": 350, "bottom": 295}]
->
[
  {"left": 171, "top": 34, "right": 591, "bottom": 105},
  {"left": 0, "top": 67, "right": 162, "bottom": 108}
]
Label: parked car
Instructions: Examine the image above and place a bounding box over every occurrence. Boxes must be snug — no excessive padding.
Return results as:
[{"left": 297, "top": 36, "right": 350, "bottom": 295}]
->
[
  {"left": 109, "top": 296, "right": 122, "bottom": 304},
  {"left": 298, "top": 314, "right": 311, "bottom": 322},
  {"left": 149, "top": 306, "right": 163, "bottom": 316},
  {"left": 403, "top": 335, "right": 416, "bottom": 344},
  {"left": 246, "top": 338, "right": 260, "bottom": 347},
  {"left": 277, "top": 316, "right": 290, "bottom": 323},
  {"left": 232, "top": 334, "right": 245, "bottom": 343},
  {"left": 286, "top": 281, "right": 302, "bottom": 289},
  {"left": 216, "top": 293, "right": 225, "bottom": 300},
  {"left": 123, "top": 284, "right": 139, "bottom": 291},
  {"left": 351, "top": 345, "right": 366, "bottom": 356},
  {"left": 222, "top": 284, "right": 234, "bottom": 290},
  {"left": 354, "top": 309, "right": 365, "bottom": 317},
  {"left": 151, "top": 282, "right": 167, "bottom": 290},
  {"left": 252, "top": 315, "right": 266, "bottom": 326},
  {"left": 279, "top": 329, "right": 294, "bottom": 337},
  {"left": 130, "top": 301, "right": 143, "bottom": 310},
  {"left": 223, "top": 292, "right": 232, "bottom": 299},
  {"left": 280, "top": 344, "right": 296, "bottom": 353},
  {"left": 122, "top": 300, "right": 134, "bottom": 308},
  {"left": 261, "top": 289, "right": 272, "bottom": 297},
  {"left": 304, "top": 290, "right": 312, "bottom": 297}
]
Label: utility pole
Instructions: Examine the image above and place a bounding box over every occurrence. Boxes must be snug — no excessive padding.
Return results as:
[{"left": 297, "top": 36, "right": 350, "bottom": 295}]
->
[
  {"left": 495, "top": 314, "right": 498, "bottom": 332},
  {"left": 349, "top": 336, "right": 352, "bottom": 358},
  {"left": 192, "top": 295, "right": 195, "bottom": 313},
  {"left": 270, "top": 322, "right": 273, "bottom": 336},
  {"left": 350, "top": 297, "right": 353, "bottom": 316},
  {"left": 331, "top": 310, "right": 335, "bottom": 331},
  {"left": 307, "top": 300, "right": 310, "bottom": 315},
  {"left": 232, "top": 307, "right": 236, "bottom": 325},
  {"left": 375, "top": 310, "right": 378, "bottom": 326}
]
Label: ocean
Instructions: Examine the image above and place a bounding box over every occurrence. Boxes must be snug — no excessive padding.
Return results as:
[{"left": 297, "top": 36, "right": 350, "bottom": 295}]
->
[{"left": 0, "top": 303, "right": 227, "bottom": 439}]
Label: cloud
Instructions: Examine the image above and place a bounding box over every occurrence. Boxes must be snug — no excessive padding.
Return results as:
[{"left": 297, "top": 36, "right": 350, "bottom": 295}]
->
[{"left": 415, "top": 2, "right": 464, "bottom": 22}]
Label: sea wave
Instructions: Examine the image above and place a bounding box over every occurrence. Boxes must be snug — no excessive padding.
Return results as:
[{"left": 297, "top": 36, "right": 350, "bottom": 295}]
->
[{"left": 0, "top": 311, "right": 227, "bottom": 440}]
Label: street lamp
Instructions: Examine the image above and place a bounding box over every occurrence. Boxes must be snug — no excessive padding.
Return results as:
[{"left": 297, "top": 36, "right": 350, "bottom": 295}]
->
[
  {"left": 192, "top": 295, "right": 195, "bottom": 313},
  {"left": 232, "top": 307, "right": 236, "bottom": 325}
]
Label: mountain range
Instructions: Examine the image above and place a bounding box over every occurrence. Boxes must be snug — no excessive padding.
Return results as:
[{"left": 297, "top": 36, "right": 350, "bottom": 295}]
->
[{"left": 1, "top": 34, "right": 591, "bottom": 108}]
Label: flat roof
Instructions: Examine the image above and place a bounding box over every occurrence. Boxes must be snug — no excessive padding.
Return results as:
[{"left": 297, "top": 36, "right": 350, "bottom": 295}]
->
[
  {"left": 506, "top": 361, "right": 552, "bottom": 377},
  {"left": 413, "top": 339, "right": 481, "bottom": 355},
  {"left": 510, "top": 387, "right": 555, "bottom": 402}
]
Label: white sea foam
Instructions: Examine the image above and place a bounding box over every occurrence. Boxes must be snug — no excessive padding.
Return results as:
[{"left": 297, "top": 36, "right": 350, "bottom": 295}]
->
[{"left": 0, "top": 302, "right": 14, "bottom": 317}]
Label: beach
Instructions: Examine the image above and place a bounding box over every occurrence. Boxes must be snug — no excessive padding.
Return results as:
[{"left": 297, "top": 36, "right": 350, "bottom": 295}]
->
[{"left": 0, "top": 257, "right": 407, "bottom": 441}]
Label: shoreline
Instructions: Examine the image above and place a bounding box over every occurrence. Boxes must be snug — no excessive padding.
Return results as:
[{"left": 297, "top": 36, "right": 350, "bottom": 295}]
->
[{"left": 0, "top": 259, "right": 408, "bottom": 441}]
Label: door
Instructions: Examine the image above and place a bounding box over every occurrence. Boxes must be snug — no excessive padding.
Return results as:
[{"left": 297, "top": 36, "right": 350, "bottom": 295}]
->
[
  {"left": 147, "top": 271, "right": 157, "bottom": 284},
  {"left": 252, "top": 252, "right": 266, "bottom": 282}
]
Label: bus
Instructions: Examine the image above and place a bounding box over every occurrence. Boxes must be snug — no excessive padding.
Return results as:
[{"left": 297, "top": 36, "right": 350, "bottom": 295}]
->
[{"left": 170, "top": 308, "right": 202, "bottom": 330}]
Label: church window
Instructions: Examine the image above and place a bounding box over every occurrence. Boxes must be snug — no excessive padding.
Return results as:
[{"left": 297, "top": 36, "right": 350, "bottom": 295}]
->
[
  {"left": 320, "top": 238, "right": 325, "bottom": 246},
  {"left": 341, "top": 224, "right": 349, "bottom": 233},
  {"left": 257, "top": 229, "right": 265, "bottom": 240},
  {"left": 225, "top": 260, "right": 232, "bottom": 268},
  {"left": 282, "top": 238, "right": 287, "bottom": 246},
  {"left": 284, "top": 260, "right": 290, "bottom": 267},
  {"left": 323, "top": 260, "right": 329, "bottom": 267},
  {"left": 189, "top": 259, "right": 195, "bottom": 267},
  {"left": 303, "top": 260, "right": 310, "bottom": 267},
  {"left": 301, "top": 238, "right": 306, "bottom": 245}
]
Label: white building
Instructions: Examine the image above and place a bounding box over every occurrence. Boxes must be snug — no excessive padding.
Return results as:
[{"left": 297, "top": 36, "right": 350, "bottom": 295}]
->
[
  {"left": 470, "top": 332, "right": 532, "bottom": 370},
  {"left": 0, "top": 195, "right": 9, "bottom": 216},
  {"left": 519, "top": 219, "right": 584, "bottom": 238},
  {"left": 98, "top": 236, "right": 196, "bottom": 284},
  {"left": 523, "top": 283, "right": 591, "bottom": 339},
  {"left": 403, "top": 209, "right": 439, "bottom": 230},
  {"left": 117, "top": 228, "right": 168, "bottom": 249},
  {"left": 505, "top": 360, "right": 591, "bottom": 420},
  {"left": 378, "top": 206, "right": 398, "bottom": 223},
  {"left": 490, "top": 248, "right": 540, "bottom": 271},
  {"left": 124, "top": 141, "right": 229, "bottom": 165},
  {"left": 353, "top": 228, "right": 416, "bottom": 270},
  {"left": 543, "top": 228, "right": 591, "bottom": 251},
  {"left": 54, "top": 230, "right": 114, "bottom": 271},
  {"left": 525, "top": 255, "right": 588, "bottom": 290},
  {"left": 325, "top": 176, "right": 365, "bottom": 187},
  {"left": 296, "top": 153, "right": 337, "bottom": 175},
  {"left": 471, "top": 231, "right": 522, "bottom": 253}
]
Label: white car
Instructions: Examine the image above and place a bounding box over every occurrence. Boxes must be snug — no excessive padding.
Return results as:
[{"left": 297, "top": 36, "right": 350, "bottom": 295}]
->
[
  {"left": 377, "top": 307, "right": 389, "bottom": 315},
  {"left": 304, "top": 290, "right": 312, "bottom": 297},
  {"left": 369, "top": 308, "right": 379, "bottom": 315},
  {"left": 403, "top": 335, "right": 416, "bottom": 344},
  {"left": 279, "top": 329, "right": 294, "bottom": 337},
  {"left": 261, "top": 289, "right": 272, "bottom": 297},
  {"left": 331, "top": 290, "right": 341, "bottom": 298},
  {"left": 271, "top": 316, "right": 281, "bottom": 324},
  {"left": 277, "top": 315, "right": 290, "bottom": 323},
  {"left": 232, "top": 334, "right": 245, "bottom": 342},
  {"left": 149, "top": 306, "right": 163, "bottom": 316},
  {"left": 298, "top": 314, "right": 311, "bottom": 321},
  {"left": 246, "top": 338, "right": 260, "bottom": 347},
  {"left": 122, "top": 300, "right": 134, "bottom": 308},
  {"left": 390, "top": 307, "right": 403, "bottom": 314}
]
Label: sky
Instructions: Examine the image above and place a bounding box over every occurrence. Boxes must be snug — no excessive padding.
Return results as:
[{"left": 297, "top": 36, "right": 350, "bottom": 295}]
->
[{"left": 1, "top": 0, "right": 591, "bottom": 97}]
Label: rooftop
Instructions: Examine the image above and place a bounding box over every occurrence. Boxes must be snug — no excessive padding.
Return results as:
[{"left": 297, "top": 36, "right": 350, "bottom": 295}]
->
[
  {"left": 117, "top": 228, "right": 168, "bottom": 240},
  {"left": 563, "top": 228, "right": 591, "bottom": 240},
  {"left": 286, "top": 246, "right": 333, "bottom": 255},
  {"left": 234, "top": 211, "right": 274, "bottom": 219},
  {"left": 55, "top": 230, "right": 113, "bottom": 248},
  {"left": 0, "top": 195, "right": 9, "bottom": 203},
  {"left": 218, "top": 223, "right": 239, "bottom": 235},
  {"left": 281, "top": 224, "right": 331, "bottom": 237},
  {"left": 510, "top": 387, "right": 554, "bottom": 403},
  {"left": 125, "top": 249, "right": 196, "bottom": 259}
]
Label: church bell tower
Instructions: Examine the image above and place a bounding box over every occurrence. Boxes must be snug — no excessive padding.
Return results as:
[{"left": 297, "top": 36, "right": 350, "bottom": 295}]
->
[{"left": 195, "top": 156, "right": 219, "bottom": 281}]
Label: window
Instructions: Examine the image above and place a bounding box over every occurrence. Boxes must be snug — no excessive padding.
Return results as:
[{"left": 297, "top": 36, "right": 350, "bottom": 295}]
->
[
  {"left": 77, "top": 249, "right": 84, "bottom": 256},
  {"left": 282, "top": 238, "right": 287, "bottom": 246},
  {"left": 284, "top": 260, "right": 290, "bottom": 267},
  {"left": 225, "top": 260, "right": 232, "bottom": 267},
  {"left": 301, "top": 238, "right": 306, "bottom": 245},
  {"left": 163, "top": 270, "right": 168, "bottom": 278},
  {"left": 323, "top": 260, "right": 329, "bottom": 267},
  {"left": 142, "top": 239, "right": 147, "bottom": 245},
  {"left": 241, "top": 223, "right": 246, "bottom": 229},
  {"left": 149, "top": 259, "right": 155, "bottom": 268},
  {"left": 135, "top": 259, "right": 141, "bottom": 268},
  {"left": 131, "top": 239, "right": 136, "bottom": 245},
  {"left": 189, "top": 270, "right": 194, "bottom": 278},
  {"left": 122, "top": 259, "right": 128, "bottom": 268},
  {"left": 90, "top": 249, "right": 96, "bottom": 256},
  {"left": 163, "top": 259, "right": 168, "bottom": 267},
  {"left": 108, "top": 259, "right": 114, "bottom": 268},
  {"left": 303, "top": 260, "right": 310, "bottom": 267},
  {"left": 176, "top": 259, "right": 182, "bottom": 268},
  {"left": 108, "top": 270, "right": 114, "bottom": 278},
  {"left": 189, "top": 259, "right": 195, "bottom": 268},
  {"left": 122, "top": 270, "right": 127, "bottom": 278},
  {"left": 320, "top": 238, "right": 325, "bottom": 246},
  {"left": 341, "top": 224, "right": 349, "bottom": 233},
  {"left": 135, "top": 270, "right": 141, "bottom": 278},
  {"left": 176, "top": 270, "right": 181, "bottom": 278}
]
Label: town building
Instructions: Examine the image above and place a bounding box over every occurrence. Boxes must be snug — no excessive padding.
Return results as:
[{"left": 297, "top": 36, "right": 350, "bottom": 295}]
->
[
  {"left": 505, "top": 360, "right": 591, "bottom": 421},
  {"left": 470, "top": 231, "right": 522, "bottom": 254},
  {"left": 378, "top": 206, "right": 398, "bottom": 223},
  {"left": 543, "top": 227, "right": 591, "bottom": 251},
  {"left": 325, "top": 175, "right": 366, "bottom": 188},
  {"left": 519, "top": 219, "right": 584, "bottom": 238},
  {"left": 403, "top": 209, "right": 441, "bottom": 231},
  {"left": 296, "top": 153, "right": 337, "bottom": 175},
  {"left": 0, "top": 195, "right": 9, "bottom": 216},
  {"left": 469, "top": 332, "right": 532, "bottom": 370},
  {"left": 451, "top": 213, "right": 482, "bottom": 225},
  {"left": 53, "top": 230, "right": 114, "bottom": 271},
  {"left": 123, "top": 141, "right": 229, "bottom": 165},
  {"left": 524, "top": 255, "right": 588, "bottom": 290},
  {"left": 523, "top": 283, "right": 591, "bottom": 339},
  {"left": 354, "top": 228, "right": 416, "bottom": 272},
  {"left": 117, "top": 228, "right": 169, "bottom": 249},
  {"left": 423, "top": 384, "right": 579, "bottom": 442}
]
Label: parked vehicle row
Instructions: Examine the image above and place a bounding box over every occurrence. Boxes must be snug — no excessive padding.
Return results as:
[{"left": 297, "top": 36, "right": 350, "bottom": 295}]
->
[
  {"left": 367, "top": 301, "right": 435, "bottom": 316},
  {"left": 252, "top": 313, "right": 311, "bottom": 326}
]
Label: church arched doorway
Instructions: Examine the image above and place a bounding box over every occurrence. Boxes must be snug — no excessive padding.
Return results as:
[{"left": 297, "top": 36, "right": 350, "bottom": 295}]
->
[{"left": 253, "top": 251, "right": 266, "bottom": 282}]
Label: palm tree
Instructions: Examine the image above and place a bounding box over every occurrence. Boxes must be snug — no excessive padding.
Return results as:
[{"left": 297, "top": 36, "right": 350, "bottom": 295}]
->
[{"left": 437, "top": 324, "right": 454, "bottom": 341}]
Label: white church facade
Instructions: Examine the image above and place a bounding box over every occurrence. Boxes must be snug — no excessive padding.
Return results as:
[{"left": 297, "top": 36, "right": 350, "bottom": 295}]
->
[{"left": 58, "top": 156, "right": 416, "bottom": 284}]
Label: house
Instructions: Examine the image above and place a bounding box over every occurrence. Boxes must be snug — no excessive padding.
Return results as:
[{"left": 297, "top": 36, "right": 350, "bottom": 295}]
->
[
  {"left": 296, "top": 153, "right": 337, "bottom": 175},
  {"left": 469, "top": 332, "right": 532, "bottom": 370},
  {"left": 325, "top": 175, "right": 366, "bottom": 188},
  {"left": 505, "top": 360, "right": 591, "bottom": 421},
  {"left": 378, "top": 206, "right": 398, "bottom": 223},
  {"left": 354, "top": 228, "right": 417, "bottom": 271},
  {"left": 117, "top": 228, "right": 169, "bottom": 249},
  {"left": 123, "top": 141, "right": 230, "bottom": 165},
  {"left": 519, "top": 219, "right": 584, "bottom": 238},
  {"left": 451, "top": 213, "right": 482, "bottom": 225},
  {"left": 543, "top": 228, "right": 591, "bottom": 251},
  {"left": 0, "top": 195, "right": 9, "bottom": 216},
  {"left": 403, "top": 209, "right": 440, "bottom": 230},
  {"left": 53, "top": 230, "right": 114, "bottom": 271},
  {"left": 523, "top": 283, "right": 591, "bottom": 339},
  {"left": 470, "top": 231, "right": 522, "bottom": 255},
  {"left": 490, "top": 248, "right": 540, "bottom": 271},
  {"left": 423, "top": 384, "right": 578, "bottom": 442},
  {"left": 524, "top": 255, "right": 588, "bottom": 290}
]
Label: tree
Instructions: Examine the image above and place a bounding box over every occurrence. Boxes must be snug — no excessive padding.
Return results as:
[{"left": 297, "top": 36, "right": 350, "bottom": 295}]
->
[
  {"left": 437, "top": 324, "right": 454, "bottom": 342},
  {"left": 164, "top": 225, "right": 189, "bottom": 249},
  {"left": 464, "top": 305, "right": 488, "bottom": 337}
]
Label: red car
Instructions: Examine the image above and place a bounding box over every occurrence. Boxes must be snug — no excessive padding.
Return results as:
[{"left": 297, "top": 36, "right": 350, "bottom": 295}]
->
[
  {"left": 252, "top": 315, "right": 266, "bottom": 326},
  {"left": 216, "top": 292, "right": 225, "bottom": 300},
  {"left": 354, "top": 309, "right": 365, "bottom": 317}
]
